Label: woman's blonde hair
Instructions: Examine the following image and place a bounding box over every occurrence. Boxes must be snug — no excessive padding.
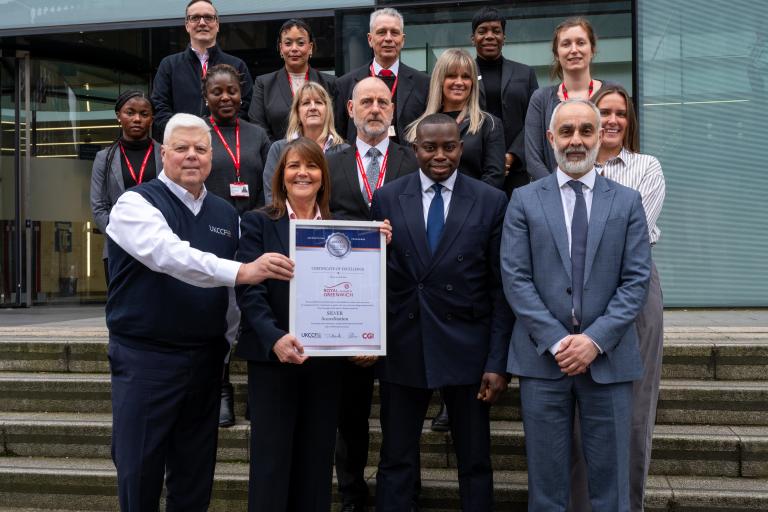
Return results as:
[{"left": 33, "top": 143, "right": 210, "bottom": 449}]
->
[
  {"left": 405, "top": 48, "right": 489, "bottom": 142},
  {"left": 285, "top": 81, "right": 344, "bottom": 147}
]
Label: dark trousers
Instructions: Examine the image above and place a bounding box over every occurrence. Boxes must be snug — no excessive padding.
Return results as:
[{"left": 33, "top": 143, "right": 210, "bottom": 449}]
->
[
  {"left": 335, "top": 363, "right": 375, "bottom": 506},
  {"left": 109, "top": 340, "right": 225, "bottom": 512},
  {"left": 246, "top": 358, "right": 342, "bottom": 512},
  {"left": 376, "top": 381, "right": 493, "bottom": 512},
  {"left": 520, "top": 373, "right": 633, "bottom": 512}
]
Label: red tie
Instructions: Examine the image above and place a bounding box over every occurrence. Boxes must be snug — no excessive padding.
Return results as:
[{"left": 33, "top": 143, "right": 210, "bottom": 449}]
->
[
  {"left": 379, "top": 69, "right": 394, "bottom": 77},
  {"left": 202, "top": 60, "right": 208, "bottom": 78}
]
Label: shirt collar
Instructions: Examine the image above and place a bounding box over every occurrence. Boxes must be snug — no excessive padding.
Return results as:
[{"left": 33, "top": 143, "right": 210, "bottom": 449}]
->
[
  {"left": 191, "top": 46, "right": 209, "bottom": 61},
  {"left": 286, "top": 200, "right": 323, "bottom": 220},
  {"left": 356, "top": 137, "right": 390, "bottom": 159},
  {"left": 372, "top": 58, "right": 400, "bottom": 76},
  {"left": 419, "top": 169, "right": 458, "bottom": 193},
  {"left": 556, "top": 167, "right": 597, "bottom": 191},
  {"left": 159, "top": 170, "right": 207, "bottom": 203}
]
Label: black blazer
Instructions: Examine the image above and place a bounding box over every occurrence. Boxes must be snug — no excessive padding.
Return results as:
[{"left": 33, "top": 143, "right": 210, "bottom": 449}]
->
[
  {"left": 478, "top": 57, "right": 538, "bottom": 194},
  {"left": 370, "top": 172, "right": 513, "bottom": 389},
  {"left": 247, "top": 67, "right": 337, "bottom": 142},
  {"left": 454, "top": 114, "right": 506, "bottom": 190},
  {"left": 151, "top": 45, "right": 253, "bottom": 141},
  {"left": 235, "top": 211, "right": 290, "bottom": 363},
  {"left": 334, "top": 61, "right": 430, "bottom": 144},
  {"left": 328, "top": 141, "right": 418, "bottom": 221}
]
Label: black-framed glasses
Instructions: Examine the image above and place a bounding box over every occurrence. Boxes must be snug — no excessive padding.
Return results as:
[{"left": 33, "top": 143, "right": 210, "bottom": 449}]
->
[{"left": 186, "top": 14, "right": 217, "bottom": 23}]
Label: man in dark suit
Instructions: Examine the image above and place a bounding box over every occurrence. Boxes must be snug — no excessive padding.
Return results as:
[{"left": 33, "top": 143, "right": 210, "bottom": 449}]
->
[
  {"left": 370, "top": 113, "right": 511, "bottom": 512},
  {"left": 151, "top": 0, "right": 253, "bottom": 140},
  {"left": 328, "top": 76, "right": 417, "bottom": 512},
  {"left": 334, "top": 7, "right": 430, "bottom": 145},
  {"left": 472, "top": 6, "right": 539, "bottom": 195},
  {"left": 501, "top": 100, "right": 651, "bottom": 511}
]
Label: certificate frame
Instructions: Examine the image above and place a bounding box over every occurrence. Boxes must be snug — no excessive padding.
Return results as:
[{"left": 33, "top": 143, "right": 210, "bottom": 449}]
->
[{"left": 289, "top": 219, "right": 387, "bottom": 357}]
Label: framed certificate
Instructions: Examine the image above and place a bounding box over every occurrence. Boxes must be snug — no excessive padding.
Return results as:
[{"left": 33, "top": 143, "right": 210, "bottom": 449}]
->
[{"left": 289, "top": 220, "right": 387, "bottom": 356}]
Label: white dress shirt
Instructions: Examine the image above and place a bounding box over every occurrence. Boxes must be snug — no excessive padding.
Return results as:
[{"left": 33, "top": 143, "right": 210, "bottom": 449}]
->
[
  {"left": 596, "top": 147, "right": 665, "bottom": 245},
  {"left": 355, "top": 137, "right": 391, "bottom": 200},
  {"left": 372, "top": 58, "right": 400, "bottom": 76},
  {"left": 106, "top": 171, "right": 241, "bottom": 288},
  {"left": 419, "top": 169, "right": 457, "bottom": 226},
  {"left": 550, "top": 168, "right": 601, "bottom": 355}
]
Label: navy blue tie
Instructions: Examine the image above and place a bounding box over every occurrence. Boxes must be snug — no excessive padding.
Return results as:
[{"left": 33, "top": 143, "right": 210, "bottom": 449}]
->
[
  {"left": 568, "top": 180, "right": 588, "bottom": 329},
  {"left": 426, "top": 183, "right": 444, "bottom": 254}
]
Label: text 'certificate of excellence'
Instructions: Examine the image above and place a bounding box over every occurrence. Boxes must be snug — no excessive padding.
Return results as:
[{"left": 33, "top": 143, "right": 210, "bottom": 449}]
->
[{"left": 289, "top": 220, "right": 386, "bottom": 357}]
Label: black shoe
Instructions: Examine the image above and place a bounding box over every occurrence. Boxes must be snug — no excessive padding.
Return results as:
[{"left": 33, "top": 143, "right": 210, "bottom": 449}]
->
[
  {"left": 430, "top": 401, "right": 450, "bottom": 432},
  {"left": 340, "top": 505, "right": 366, "bottom": 512},
  {"left": 219, "top": 364, "right": 235, "bottom": 428}
]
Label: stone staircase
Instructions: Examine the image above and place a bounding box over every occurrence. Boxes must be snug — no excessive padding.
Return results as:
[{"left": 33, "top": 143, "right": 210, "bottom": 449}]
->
[{"left": 0, "top": 325, "right": 767, "bottom": 510}]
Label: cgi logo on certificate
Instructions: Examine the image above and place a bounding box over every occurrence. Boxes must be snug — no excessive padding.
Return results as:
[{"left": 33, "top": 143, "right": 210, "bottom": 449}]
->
[{"left": 325, "top": 232, "right": 351, "bottom": 258}]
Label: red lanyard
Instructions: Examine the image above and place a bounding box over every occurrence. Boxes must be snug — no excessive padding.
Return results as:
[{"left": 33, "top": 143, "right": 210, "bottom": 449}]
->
[
  {"left": 370, "top": 63, "right": 399, "bottom": 98},
  {"left": 561, "top": 80, "right": 593, "bottom": 101},
  {"left": 286, "top": 69, "right": 310, "bottom": 96},
  {"left": 210, "top": 117, "right": 241, "bottom": 181},
  {"left": 202, "top": 60, "right": 208, "bottom": 78},
  {"left": 119, "top": 141, "right": 154, "bottom": 185},
  {"left": 355, "top": 148, "right": 389, "bottom": 203}
]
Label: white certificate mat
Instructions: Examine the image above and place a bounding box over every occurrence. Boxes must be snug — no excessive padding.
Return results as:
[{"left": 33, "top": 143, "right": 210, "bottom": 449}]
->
[{"left": 289, "top": 220, "right": 387, "bottom": 356}]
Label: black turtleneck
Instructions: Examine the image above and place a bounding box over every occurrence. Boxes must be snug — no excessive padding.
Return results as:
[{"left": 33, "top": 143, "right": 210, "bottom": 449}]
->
[
  {"left": 476, "top": 56, "right": 503, "bottom": 120},
  {"left": 118, "top": 137, "right": 157, "bottom": 190}
]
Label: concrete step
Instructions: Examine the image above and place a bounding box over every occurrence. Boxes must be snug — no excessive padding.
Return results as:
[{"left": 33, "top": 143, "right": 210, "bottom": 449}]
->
[
  {"left": 2, "top": 372, "right": 767, "bottom": 426},
  {"left": 2, "top": 412, "right": 766, "bottom": 479},
  {"left": 2, "top": 330, "right": 768, "bottom": 380},
  {"left": 1, "top": 457, "right": 767, "bottom": 511}
]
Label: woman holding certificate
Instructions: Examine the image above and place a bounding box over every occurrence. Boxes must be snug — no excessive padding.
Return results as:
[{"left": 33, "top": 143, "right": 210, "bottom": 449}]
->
[{"left": 236, "top": 137, "right": 390, "bottom": 511}]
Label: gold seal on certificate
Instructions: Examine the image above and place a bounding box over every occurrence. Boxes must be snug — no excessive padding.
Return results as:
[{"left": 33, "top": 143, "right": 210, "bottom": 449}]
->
[{"left": 289, "top": 220, "right": 387, "bottom": 356}]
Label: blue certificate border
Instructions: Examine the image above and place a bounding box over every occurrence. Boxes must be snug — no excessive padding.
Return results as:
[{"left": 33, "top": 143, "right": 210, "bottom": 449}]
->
[{"left": 289, "top": 219, "right": 387, "bottom": 357}]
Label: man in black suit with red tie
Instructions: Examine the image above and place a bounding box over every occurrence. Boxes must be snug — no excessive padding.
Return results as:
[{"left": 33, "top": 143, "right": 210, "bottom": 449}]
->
[
  {"left": 334, "top": 7, "right": 430, "bottom": 145},
  {"left": 370, "top": 114, "right": 512, "bottom": 512},
  {"left": 472, "top": 6, "right": 539, "bottom": 195},
  {"left": 328, "top": 76, "right": 417, "bottom": 512}
]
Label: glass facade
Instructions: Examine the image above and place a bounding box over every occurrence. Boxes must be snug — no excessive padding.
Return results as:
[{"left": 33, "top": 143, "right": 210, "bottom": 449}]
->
[
  {"left": 5, "top": 0, "right": 762, "bottom": 307},
  {"left": 638, "top": 0, "right": 768, "bottom": 306}
]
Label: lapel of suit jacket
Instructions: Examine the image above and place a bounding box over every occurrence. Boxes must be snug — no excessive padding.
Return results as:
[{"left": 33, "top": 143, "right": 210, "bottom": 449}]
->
[
  {"left": 383, "top": 144, "right": 407, "bottom": 183},
  {"left": 500, "top": 58, "right": 513, "bottom": 96},
  {"left": 276, "top": 69, "right": 294, "bottom": 112},
  {"left": 110, "top": 145, "right": 125, "bottom": 194},
  {"left": 341, "top": 145, "right": 372, "bottom": 215},
  {"left": 425, "top": 173, "right": 474, "bottom": 276},
  {"left": 538, "top": 174, "right": 572, "bottom": 280},
  {"left": 395, "top": 64, "right": 412, "bottom": 120},
  {"left": 583, "top": 175, "right": 615, "bottom": 286},
  {"left": 398, "top": 173, "right": 430, "bottom": 270},
  {"left": 273, "top": 214, "right": 289, "bottom": 254}
]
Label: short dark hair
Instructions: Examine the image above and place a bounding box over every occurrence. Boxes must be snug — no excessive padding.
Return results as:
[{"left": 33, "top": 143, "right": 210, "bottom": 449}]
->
[
  {"left": 415, "top": 113, "right": 459, "bottom": 140},
  {"left": 202, "top": 63, "right": 242, "bottom": 97},
  {"left": 471, "top": 6, "right": 505, "bottom": 34},
  {"left": 277, "top": 18, "right": 315, "bottom": 48},
  {"left": 268, "top": 137, "right": 332, "bottom": 221},
  {"left": 186, "top": 0, "right": 216, "bottom": 16},
  {"left": 114, "top": 90, "right": 153, "bottom": 114}
]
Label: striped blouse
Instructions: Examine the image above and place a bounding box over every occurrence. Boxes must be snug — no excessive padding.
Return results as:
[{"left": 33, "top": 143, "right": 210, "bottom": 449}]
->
[{"left": 596, "top": 147, "right": 665, "bottom": 245}]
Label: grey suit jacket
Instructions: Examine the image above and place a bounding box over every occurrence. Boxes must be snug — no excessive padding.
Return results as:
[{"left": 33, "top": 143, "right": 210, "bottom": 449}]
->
[
  {"left": 501, "top": 172, "right": 651, "bottom": 384},
  {"left": 89, "top": 141, "right": 163, "bottom": 258}
]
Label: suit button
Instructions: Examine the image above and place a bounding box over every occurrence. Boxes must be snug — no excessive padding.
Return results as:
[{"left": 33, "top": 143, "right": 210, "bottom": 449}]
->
[
  {"left": 457, "top": 254, "right": 464, "bottom": 262},
  {"left": 566, "top": 287, "right": 572, "bottom": 295},
  {"left": 408, "top": 313, "right": 415, "bottom": 320},
  {"left": 446, "top": 313, "right": 453, "bottom": 320},
  {"left": 418, "top": 283, "right": 424, "bottom": 290},
  {"left": 445, "top": 284, "right": 453, "bottom": 291}
]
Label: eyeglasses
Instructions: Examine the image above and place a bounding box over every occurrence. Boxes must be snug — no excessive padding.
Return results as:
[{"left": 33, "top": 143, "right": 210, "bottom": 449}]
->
[{"left": 186, "top": 14, "right": 217, "bottom": 24}]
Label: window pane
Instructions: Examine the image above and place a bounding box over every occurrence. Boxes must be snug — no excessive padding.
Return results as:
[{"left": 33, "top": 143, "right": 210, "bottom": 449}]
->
[{"left": 638, "top": 1, "right": 768, "bottom": 306}]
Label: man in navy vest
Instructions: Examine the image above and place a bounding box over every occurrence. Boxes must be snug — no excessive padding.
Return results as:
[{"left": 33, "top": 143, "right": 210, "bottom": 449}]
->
[{"left": 105, "top": 113, "right": 293, "bottom": 511}]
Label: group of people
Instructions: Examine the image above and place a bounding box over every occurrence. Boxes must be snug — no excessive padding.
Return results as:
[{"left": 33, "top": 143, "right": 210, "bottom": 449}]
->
[{"left": 91, "top": 1, "right": 666, "bottom": 511}]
